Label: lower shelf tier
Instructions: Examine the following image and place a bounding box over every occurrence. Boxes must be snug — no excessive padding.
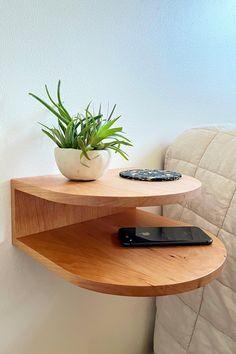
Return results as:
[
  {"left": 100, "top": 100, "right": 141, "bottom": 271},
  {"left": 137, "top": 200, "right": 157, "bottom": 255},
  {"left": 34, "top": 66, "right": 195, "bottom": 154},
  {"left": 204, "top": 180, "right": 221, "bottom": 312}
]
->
[{"left": 14, "top": 209, "right": 226, "bottom": 297}]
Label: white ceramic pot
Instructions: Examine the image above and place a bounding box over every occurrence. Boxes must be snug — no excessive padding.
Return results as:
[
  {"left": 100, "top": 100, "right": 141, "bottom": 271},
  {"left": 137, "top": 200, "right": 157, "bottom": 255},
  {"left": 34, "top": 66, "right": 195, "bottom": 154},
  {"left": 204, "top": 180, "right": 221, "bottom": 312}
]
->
[{"left": 54, "top": 148, "right": 111, "bottom": 181}]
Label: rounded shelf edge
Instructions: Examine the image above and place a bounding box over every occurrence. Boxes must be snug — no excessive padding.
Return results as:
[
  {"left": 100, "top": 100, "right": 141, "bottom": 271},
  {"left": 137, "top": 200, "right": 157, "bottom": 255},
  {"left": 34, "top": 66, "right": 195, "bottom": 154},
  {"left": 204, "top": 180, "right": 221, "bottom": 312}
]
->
[
  {"left": 14, "top": 210, "right": 227, "bottom": 297},
  {"left": 11, "top": 169, "right": 202, "bottom": 207},
  {"left": 69, "top": 258, "right": 226, "bottom": 296}
]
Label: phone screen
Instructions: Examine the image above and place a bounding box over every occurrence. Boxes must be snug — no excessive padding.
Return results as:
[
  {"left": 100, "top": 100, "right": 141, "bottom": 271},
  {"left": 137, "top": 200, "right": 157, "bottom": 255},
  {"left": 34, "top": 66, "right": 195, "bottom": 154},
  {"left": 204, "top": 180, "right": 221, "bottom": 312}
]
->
[
  {"left": 119, "top": 226, "right": 212, "bottom": 246},
  {"left": 136, "top": 227, "right": 197, "bottom": 241}
]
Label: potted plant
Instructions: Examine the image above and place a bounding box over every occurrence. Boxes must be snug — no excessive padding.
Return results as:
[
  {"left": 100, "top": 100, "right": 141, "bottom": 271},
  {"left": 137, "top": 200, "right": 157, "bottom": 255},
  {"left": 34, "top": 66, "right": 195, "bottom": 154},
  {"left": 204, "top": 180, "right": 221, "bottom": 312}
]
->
[{"left": 29, "top": 81, "right": 132, "bottom": 181}]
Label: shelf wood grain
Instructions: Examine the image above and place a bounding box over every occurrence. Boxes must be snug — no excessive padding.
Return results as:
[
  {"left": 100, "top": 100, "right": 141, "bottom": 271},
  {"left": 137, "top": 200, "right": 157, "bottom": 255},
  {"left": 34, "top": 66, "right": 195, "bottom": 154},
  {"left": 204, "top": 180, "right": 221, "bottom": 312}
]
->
[
  {"left": 13, "top": 209, "right": 226, "bottom": 297},
  {"left": 11, "top": 168, "right": 201, "bottom": 207},
  {"left": 11, "top": 169, "right": 226, "bottom": 297},
  {"left": 11, "top": 189, "right": 126, "bottom": 240}
]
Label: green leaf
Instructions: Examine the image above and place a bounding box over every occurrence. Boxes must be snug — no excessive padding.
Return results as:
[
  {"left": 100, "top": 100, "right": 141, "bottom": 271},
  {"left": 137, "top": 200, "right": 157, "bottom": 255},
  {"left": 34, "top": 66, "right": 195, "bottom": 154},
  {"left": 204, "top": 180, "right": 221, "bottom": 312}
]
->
[
  {"left": 29, "top": 92, "right": 63, "bottom": 120},
  {"left": 58, "top": 119, "right": 66, "bottom": 133},
  {"left": 57, "top": 80, "right": 71, "bottom": 120},
  {"left": 30, "top": 83, "right": 133, "bottom": 161},
  {"left": 77, "top": 137, "right": 91, "bottom": 160},
  {"left": 108, "top": 145, "right": 129, "bottom": 160},
  {"left": 108, "top": 104, "right": 116, "bottom": 120},
  {"left": 51, "top": 127, "right": 66, "bottom": 146},
  {"left": 45, "top": 85, "right": 57, "bottom": 106},
  {"left": 64, "top": 121, "right": 75, "bottom": 146},
  {"left": 41, "top": 129, "right": 61, "bottom": 147}
]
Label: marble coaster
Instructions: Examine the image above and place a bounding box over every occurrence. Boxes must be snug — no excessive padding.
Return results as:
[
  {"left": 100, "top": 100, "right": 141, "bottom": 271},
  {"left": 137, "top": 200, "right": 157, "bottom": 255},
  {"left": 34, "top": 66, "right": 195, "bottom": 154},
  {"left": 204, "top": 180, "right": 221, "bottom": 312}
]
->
[{"left": 119, "top": 169, "right": 182, "bottom": 181}]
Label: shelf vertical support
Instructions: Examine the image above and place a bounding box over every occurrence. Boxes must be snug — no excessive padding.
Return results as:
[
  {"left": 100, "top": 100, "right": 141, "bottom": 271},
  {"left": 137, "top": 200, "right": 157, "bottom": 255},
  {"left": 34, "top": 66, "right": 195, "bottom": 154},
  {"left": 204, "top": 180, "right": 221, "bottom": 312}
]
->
[{"left": 11, "top": 182, "right": 127, "bottom": 243}]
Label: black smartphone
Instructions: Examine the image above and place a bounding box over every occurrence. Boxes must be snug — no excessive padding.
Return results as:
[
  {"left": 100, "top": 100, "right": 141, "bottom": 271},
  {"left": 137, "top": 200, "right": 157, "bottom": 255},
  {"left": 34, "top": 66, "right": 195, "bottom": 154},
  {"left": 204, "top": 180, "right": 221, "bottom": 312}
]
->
[{"left": 118, "top": 226, "right": 213, "bottom": 247}]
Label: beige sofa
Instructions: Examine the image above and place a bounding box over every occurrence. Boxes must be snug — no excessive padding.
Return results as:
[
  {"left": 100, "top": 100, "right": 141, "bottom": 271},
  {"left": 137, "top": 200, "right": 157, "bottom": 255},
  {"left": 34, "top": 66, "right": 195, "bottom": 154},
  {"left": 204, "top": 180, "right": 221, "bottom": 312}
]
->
[{"left": 153, "top": 127, "right": 236, "bottom": 354}]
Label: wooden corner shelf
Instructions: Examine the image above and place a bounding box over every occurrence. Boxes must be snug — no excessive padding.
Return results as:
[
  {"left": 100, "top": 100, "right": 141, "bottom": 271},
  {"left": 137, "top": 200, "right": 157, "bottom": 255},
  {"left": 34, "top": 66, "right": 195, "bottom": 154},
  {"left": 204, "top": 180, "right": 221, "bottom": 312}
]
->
[
  {"left": 11, "top": 169, "right": 226, "bottom": 297},
  {"left": 11, "top": 169, "right": 201, "bottom": 207}
]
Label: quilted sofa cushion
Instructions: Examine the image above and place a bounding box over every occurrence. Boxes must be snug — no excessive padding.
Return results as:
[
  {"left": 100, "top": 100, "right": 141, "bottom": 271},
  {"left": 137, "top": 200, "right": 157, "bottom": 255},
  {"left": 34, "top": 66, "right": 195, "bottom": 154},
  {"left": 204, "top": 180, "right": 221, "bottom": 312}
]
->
[{"left": 153, "top": 127, "right": 236, "bottom": 354}]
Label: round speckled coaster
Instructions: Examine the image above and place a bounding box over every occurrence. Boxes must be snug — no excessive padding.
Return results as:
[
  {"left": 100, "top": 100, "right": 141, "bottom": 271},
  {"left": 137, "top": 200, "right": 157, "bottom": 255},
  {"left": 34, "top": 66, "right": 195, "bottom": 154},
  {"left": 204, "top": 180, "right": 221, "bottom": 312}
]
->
[{"left": 119, "top": 169, "right": 182, "bottom": 182}]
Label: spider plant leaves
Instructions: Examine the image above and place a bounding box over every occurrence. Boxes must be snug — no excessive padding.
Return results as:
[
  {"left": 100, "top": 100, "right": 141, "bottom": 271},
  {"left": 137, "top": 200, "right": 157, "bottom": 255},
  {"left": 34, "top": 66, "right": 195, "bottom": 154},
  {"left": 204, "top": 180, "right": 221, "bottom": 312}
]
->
[
  {"left": 45, "top": 82, "right": 71, "bottom": 123},
  {"left": 108, "top": 145, "right": 129, "bottom": 160},
  {"left": 108, "top": 104, "right": 116, "bottom": 120},
  {"left": 112, "top": 133, "right": 131, "bottom": 142},
  {"left": 45, "top": 84, "right": 58, "bottom": 106},
  {"left": 98, "top": 104, "right": 102, "bottom": 116},
  {"left": 89, "top": 117, "right": 123, "bottom": 146},
  {"left": 40, "top": 122, "right": 67, "bottom": 148},
  {"left": 77, "top": 137, "right": 90, "bottom": 160},
  {"left": 30, "top": 81, "right": 133, "bottom": 160},
  {"left": 58, "top": 119, "right": 66, "bottom": 134},
  {"left": 98, "top": 140, "right": 132, "bottom": 149},
  {"left": 98, "top": 116, "right": 121, "bottom": 132},
  {"left": 30, "top": 82, "right": 72, "bottom": 125},
  {"left": 56, "top": 80, "right": 71, "bottom": 121},
  {"left": 29, "top": 92, "right": 63, "bottom": 121},
  {"left": 90, "top": 127, "right": 123, "bottom": 146},
  {"left": 41, "top": 129, "right": 62, "bottom": 147},
  {"left": 64, "top": 121, "right": 76, "bottom": 147}
]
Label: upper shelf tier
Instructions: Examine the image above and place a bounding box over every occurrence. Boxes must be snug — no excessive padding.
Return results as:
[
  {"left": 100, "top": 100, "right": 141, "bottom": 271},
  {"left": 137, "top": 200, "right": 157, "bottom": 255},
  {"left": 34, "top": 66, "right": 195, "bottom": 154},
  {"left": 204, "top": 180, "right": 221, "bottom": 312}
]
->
[{"left": 11, "top": 168, "right": 201, "bottom": 207}]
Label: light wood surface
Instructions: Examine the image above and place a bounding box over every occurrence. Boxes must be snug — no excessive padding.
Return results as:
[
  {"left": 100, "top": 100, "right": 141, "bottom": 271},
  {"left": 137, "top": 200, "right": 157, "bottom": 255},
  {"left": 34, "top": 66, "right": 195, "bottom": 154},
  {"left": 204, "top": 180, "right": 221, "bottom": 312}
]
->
[
  {"left": 11, "top": 169, "right": 225, "bottom": 297},
  {"left": 13, "top": 209, "right": 226, "bottom": 297},
  {"left": 11, "top": 189, "right": 126, "bottom": 240},
  {"left": 11, "top": 168, "right": 201, "bottom": 207}
]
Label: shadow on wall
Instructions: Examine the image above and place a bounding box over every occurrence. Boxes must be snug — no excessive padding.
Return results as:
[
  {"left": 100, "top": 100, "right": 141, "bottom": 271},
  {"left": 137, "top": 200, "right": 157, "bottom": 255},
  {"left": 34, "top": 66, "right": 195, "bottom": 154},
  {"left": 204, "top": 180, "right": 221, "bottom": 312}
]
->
[
  {"left": 0, "top": 240, "right": 156, "bottom": 354},
  {"left": 0, "top": 173, "right": 156, "bottom": 354},
  {"left": 0, "top": 181, "right": 11, "bottom": 243},
  {"left": 135, "top": 144, "right": 168, "bottom": 169},
  {"left": 0, "top": 119, "right": 157, "bottom": 354}
]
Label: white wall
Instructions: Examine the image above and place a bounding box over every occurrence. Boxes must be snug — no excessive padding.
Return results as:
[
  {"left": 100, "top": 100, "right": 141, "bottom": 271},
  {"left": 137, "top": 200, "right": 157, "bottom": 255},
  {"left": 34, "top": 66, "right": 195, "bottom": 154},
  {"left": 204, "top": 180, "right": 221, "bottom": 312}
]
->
[{"left": 0, "top": 1, "right": 236, "bottom": 353}]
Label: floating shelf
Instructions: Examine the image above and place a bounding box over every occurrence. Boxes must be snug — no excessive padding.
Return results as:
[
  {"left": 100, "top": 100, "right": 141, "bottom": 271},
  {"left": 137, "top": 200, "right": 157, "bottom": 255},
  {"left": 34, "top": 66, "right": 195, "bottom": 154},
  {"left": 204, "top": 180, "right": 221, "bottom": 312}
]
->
[
  {"left": 11, "top": 169, "right": 201, "bottom": 207},
  {"left": 11, "top": 169, "right": 226, "bottom": 297}
]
